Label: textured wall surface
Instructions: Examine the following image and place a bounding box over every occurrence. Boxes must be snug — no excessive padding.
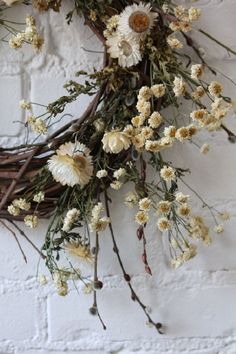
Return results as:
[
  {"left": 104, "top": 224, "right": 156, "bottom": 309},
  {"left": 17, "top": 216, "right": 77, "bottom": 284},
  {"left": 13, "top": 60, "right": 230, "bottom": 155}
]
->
[{"left": 0, "top": 0, "right": 236, "bottom": 353}]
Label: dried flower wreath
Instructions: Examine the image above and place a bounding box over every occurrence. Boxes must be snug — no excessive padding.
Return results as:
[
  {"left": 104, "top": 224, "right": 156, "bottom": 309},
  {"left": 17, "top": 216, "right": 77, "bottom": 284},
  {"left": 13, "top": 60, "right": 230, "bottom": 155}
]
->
[{"left": 0, "top": 0, "right": 236, "bottom": 333}]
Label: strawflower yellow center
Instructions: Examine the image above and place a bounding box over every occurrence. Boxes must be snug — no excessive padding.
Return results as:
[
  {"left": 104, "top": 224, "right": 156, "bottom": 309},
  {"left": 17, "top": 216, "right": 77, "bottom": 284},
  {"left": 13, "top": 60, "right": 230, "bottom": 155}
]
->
[{"left": 129, "top": 11, "right": 150, "bottom": 33}]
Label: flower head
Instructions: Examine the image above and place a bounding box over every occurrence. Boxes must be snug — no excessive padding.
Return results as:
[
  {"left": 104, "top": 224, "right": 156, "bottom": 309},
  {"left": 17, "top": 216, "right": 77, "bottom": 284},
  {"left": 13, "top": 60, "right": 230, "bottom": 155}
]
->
[
  {"left": 102, "top": 130, "right": 131, "bottom": 154},
  {"left": 118, "top": 2, "right": 158, "bottom": 39},
  {"left": 48, "top": 142, "right": 93, "bottom": 188},
  {"left": 106, "top": 33, "right": 141, "bottom": 68}
]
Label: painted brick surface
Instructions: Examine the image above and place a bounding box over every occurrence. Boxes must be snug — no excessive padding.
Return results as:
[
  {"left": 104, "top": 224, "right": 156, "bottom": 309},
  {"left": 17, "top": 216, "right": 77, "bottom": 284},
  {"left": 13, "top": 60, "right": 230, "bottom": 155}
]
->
[{"left": 0, "top": 1, "right": 236, "bottom": 353}]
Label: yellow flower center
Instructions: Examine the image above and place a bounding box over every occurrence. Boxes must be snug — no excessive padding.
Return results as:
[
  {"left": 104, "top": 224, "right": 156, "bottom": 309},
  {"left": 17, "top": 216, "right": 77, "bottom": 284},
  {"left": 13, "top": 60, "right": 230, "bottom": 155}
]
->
[{"left": 129, "top": 11, "right": 150, "bottom": 33}]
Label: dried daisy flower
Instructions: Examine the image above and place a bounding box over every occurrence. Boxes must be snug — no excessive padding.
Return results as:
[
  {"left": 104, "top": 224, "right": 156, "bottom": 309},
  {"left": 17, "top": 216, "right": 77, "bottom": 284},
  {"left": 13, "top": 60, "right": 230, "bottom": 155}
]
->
[
  {"left": 151, "top": 84, "right": 166, "bottom": 98},
  {"left": 132, "top": 134, "right": 145, "bottom": 149},
  {"left": 191, "top": 64, "right": 204, "bottom": 80},
  {"left": 175, "top": 192, "right": 190, "bottom": 204},
  {"left": 190, "top": 109, "right": 208, "bottom": 124},
  {"left": 125, "top": 192, "right": 138, "bottom": 208},
  {"left": 188, "top": 7, "right": 201, "bottom": 22},
  {"left": 200, "top": 143, "right": 210, "bottom": 155},
  {"left": 118, "top": 2, "right": 158, "bottom": 40},
  {"left": 208, "top": 81, "right": 223, "bottom": 97},
  {"left": 114, "top": 168, "right": 126, "bottom": 179},
  {"left": 160, "top": 166, "right": 175, "bottom": 182},
  {"left": 138, "top": 86, "right": 152, "bottom": 101},
  {"left": 173, "top": 76, "right": 186, "bottom": 97},
  {"left": 135, "top": 210, "right": 149, "bottom": 225},
  {"left": 177, "top": 203, "right": 191, "bottom": 217},
  {"left": 174, "top": 6, "right": 188, "bottom": 21},
  {"left": 106, "top": 33, "right": 142, "bottom": 68},
  {"left": 169, "top": 21, "right": 181, "bottom": 32},
  {"left": 131, "top": 115, "right": 145, "bottom": 127},
  {"left": 148, "top": 111, "right": 162, "bottom": 128},
  {"left": 24, "top": 215, "right": 39, "bottom": 229},
  {"left": 164, "top": 126, "right": 176, "bottom": 138},
  {"left": 48, "top": 142, "right": 93, "bottom": 188},
  {"left": 102, "top": 130, "right": 131, "bottom": 154},
  {"left": 96, "top": 170, "right": 108, "bottom": 179},
  {"left": 157, "top": 217, "right": 171, "bottom": 231},
  {"left": 167, "top": 36, "right": 183, "bottom": 49},
  {"left": 123, "top": 124, "right": 135, "bottom": 137},
  {"left": 110, "top": 180, "right": 123, "bottom": 190},
  {"left": 187, "top": 124, "right": 198, "bottom": 137},
  {"left": 157, "top": 201, "right": 172, "bottom": 215},
  {"left": 62, "top": 208, "right": 81, "bottom": 233},
  {"left": 175, "top": 127, "right": 190, "bottom": 141},
  {"left": 179, "top": 22, "right": 192, "bottom": 33},
  {"left": 139, "top": 197, "right": 152, "bottom": 211},
  {"left": 192, "top": 86, "right": 205, "bottom": 100},
  {"left": 145, "top": 140, "right": 162, "bottom": 152},
  {"left": 64, "top": 241, "right": 93, "bottom": 263},
  {"left": 33, "top": 191, "right": 45, "bottom": 203},
  {"left": 136, "top": 100, "right": 151, "bottom": 118},
  {"left": 141, "top": 126, "right": 154, "bottom": 139}
]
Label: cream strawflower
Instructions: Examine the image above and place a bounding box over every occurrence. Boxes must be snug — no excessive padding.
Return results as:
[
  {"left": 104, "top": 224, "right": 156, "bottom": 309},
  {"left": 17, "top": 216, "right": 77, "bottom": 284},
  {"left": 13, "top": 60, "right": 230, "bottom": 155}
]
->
[
  {"left": 48, "top": 142, "right": 93, "bottom": 188},
  {"left": 160, "top": 166, "right": 175, "bottom": 182},
  {"left": 106, "top": 33, "right": 141, "bottom": 68},
  {"left": 102, "top": 130, "right": 131, "bottom": 154},
  {"left": 191, "top": 64, "right": 204, "bottom": 80},
  {"left": 208, "top": 81, "right": 223, "bottom": 97},
  {"left": 118, "top": 2, "right": 158, "bottom": 39},
  {"left": 173, "top": 76, "right": 186, "bottom": 97},
  {"left": 151, "top": 84, "right": 166, "bottom": 98},
  {"left": 157, "top": 217, "right": 171, "bottom": 231},
  {"left": 167, "top": 36, "right": 183, "bottom": 49},
  {"left": 139, "top": 197, "right": 152, "bottom": 211},
  {"left": 96, "top": 169, "right": 108, "bottom": 179},
  {"left": 135, "top": 210, "right": 149, "bottom": 225}
]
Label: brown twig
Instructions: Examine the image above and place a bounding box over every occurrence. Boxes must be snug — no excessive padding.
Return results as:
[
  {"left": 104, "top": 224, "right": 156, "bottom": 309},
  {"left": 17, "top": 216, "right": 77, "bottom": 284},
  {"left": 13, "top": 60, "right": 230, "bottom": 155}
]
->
[
  {"left": 0, "top": 219, "right": 27, "bottom": 263},
  {"left": 104, "top": 192, "right": 163, "bottom": 334},
  {"left": 7, "top": 219, "right": 46, "bottom": 260}
]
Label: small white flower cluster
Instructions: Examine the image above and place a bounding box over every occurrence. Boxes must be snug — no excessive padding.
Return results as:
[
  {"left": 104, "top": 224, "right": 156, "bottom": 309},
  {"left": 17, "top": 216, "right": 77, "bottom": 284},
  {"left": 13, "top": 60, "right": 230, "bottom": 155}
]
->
[
  {"left": 27, "top": 115, "right": 48, "bottom": 135},
  {"left": 24, "top": 215, "right": 39, "bottom": 229},
  {"left": 169, "top": 5, "right": 201, "bottom": 33},
  {"left": 62, "top": 208, "right": 81, "bottom": 233},
  {"left": 53, "top": 268, "right": 81, "bottom": 297},
  {"left": 89, "top": 203, "right": 110, "bottom": 232},
  {"left": 9, "top": 15, "right": 44, "bottom": 52},
  {"left": 105, "top": 3, "right": 158, "bottom": 67},
  {"left": 124, "top": 191, "right": 139, "bottom": 208},
  {"left": 8, "top": 198, "right": 31, "bottom": 216},
  {"left": 135, "top": 197, "right": 152, "bottom": 225}
]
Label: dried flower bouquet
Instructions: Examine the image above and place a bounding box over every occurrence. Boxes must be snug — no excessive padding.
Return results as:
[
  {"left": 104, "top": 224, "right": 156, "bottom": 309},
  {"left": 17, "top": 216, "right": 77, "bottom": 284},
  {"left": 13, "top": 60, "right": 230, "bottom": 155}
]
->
[{"left": 0, "top": 0, "right": 236, "bottom": 332}]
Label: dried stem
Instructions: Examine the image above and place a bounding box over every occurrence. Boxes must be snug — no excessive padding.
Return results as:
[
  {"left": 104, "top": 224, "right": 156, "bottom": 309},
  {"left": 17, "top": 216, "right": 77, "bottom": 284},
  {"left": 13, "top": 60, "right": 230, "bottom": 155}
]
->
[
  {"left": 7, "top": 219, "right": 46, "bottom": 260},
  {"left": 0, "top": 219, "right": 27, "bottom": 263},
  {"left": 104, "top": 192, "right": 163, "bottom": 334}
]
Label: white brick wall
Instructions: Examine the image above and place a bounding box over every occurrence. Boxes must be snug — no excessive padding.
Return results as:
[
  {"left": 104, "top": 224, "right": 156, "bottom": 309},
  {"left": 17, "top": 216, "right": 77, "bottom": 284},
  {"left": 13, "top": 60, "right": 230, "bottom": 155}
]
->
[{"left": 0, "top": 1, "right": 236, "bottom": 353}]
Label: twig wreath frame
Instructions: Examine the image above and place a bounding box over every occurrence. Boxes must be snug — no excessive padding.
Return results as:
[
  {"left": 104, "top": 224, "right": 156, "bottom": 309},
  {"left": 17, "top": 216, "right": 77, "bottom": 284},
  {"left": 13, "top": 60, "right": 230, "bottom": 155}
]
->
[{"left": 0, "top": 0, "right": 236, "bottom": 333}]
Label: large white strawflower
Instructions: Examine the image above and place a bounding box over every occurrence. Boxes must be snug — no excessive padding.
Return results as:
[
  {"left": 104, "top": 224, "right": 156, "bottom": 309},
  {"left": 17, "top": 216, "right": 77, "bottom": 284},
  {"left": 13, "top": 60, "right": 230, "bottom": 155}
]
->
[
  {"left": 102, "top": 130, "right": 131, "bottom": 154},
  {"left": 106, "top": 33, "right": 141, "bottom": 67},
  {"left": 118, "top": 2, "right": 158, "bottom": 39},
  {"left": 48, "top": 142, "right": 93, "bottom": 188}
]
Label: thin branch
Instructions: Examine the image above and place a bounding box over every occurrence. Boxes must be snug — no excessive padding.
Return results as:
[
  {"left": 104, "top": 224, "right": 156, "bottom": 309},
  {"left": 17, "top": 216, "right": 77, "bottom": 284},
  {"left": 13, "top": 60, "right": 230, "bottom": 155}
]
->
[
  {"left": 104, "top": 192, "right": 163, "bottom": 334},
  {"left": 0, "top": 219, "right": 27, "bottom": 263}
]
